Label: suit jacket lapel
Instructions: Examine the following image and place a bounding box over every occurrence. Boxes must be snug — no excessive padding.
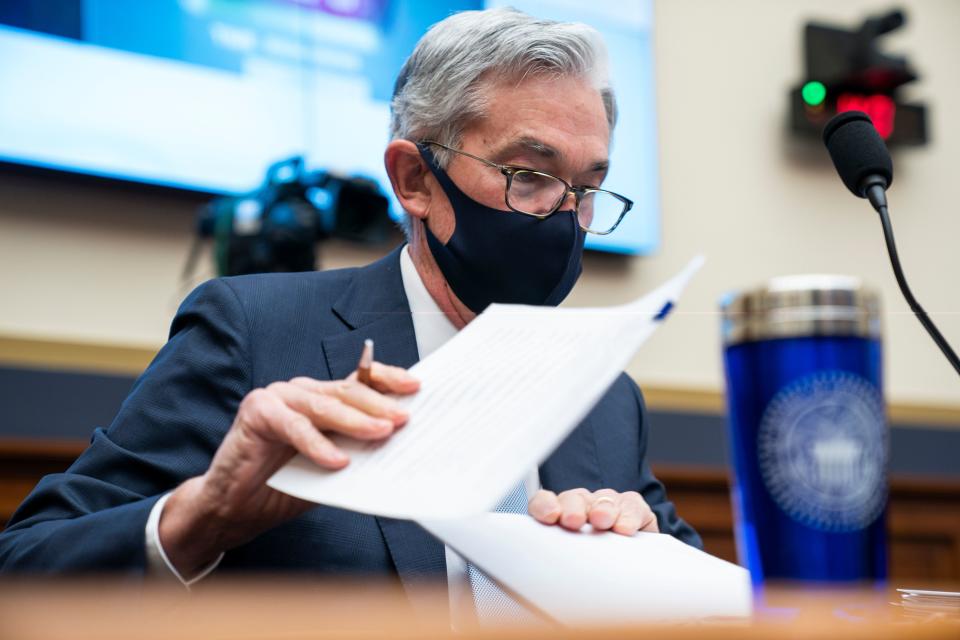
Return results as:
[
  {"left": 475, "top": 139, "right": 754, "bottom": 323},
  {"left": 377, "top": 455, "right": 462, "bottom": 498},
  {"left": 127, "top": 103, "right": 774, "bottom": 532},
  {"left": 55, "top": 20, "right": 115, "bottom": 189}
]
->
[
  {"left": 322, "top": 246, "right": 420, "bottom": 377},
  {"left": 322, "top": 313, "right": 419, "bottom": 380},
  {"left": 320, "top": 246, "right": 447, "bottom": 592},
  {"left": 376, "top": 517, "right": 447, "bottom": 619}
]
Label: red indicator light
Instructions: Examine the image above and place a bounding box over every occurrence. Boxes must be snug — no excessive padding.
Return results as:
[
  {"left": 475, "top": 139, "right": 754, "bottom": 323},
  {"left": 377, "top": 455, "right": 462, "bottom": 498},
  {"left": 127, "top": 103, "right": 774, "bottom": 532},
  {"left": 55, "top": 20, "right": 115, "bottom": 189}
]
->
[{"left": 837, "top": 93, "right": 896, "bottom": 139}]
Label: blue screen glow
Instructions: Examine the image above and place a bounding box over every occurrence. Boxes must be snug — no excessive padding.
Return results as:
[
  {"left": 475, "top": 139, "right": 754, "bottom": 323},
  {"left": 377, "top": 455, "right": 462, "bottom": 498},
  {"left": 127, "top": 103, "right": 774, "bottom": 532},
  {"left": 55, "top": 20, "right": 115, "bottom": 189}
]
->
[{"left": 0, "top": 0, "right": 659, "bottom": 254}]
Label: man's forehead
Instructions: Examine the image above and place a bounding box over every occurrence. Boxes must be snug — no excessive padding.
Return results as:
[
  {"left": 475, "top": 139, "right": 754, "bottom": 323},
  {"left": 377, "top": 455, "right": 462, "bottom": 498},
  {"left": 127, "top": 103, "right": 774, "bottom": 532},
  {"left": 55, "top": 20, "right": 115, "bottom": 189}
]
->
[
  {"left": 469, "top": 75, "right": 611, "bottom": 170},
  {"left": 489, "top": 135, "right": 609, "bottom": 173}
]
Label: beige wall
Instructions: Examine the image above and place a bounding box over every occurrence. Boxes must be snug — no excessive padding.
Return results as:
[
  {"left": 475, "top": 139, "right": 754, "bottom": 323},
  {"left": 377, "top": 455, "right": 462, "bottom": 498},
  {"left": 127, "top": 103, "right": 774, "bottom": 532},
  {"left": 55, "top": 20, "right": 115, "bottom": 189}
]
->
[
  {"left": 0, "top": 0, "right": 957, "bottom": 410},
  {"left": 0, "top": 176, "right": 391, "bottom": 347},
  {"left": 574, "top": 0, "right": 959, "bottom": 409}
]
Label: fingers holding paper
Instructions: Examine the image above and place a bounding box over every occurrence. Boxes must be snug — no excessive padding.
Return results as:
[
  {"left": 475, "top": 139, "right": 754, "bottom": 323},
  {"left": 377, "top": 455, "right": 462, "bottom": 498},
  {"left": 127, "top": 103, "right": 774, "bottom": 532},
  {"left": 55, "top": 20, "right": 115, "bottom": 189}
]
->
[
  {"left": 158, "top": 364, "right": 419, "bottom": 580},
  {"left": 285, "top": 376, "right": 413, "bottom": 441},
  {"left": 346, "top": 361, "right": 421, "bottom": 395},
  {"left": 605, "top": 491, "right": 660, "bottom": 535},
  {"left": 528, "top": 488, "right": 659, "bottom": 536}
]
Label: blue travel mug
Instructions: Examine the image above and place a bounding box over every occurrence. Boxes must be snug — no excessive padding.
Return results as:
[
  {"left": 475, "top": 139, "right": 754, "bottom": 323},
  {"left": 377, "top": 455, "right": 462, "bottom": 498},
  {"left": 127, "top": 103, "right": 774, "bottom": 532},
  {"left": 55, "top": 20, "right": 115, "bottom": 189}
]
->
[{"left": 720, "top": 276, "right": 888, "bottom": 584}]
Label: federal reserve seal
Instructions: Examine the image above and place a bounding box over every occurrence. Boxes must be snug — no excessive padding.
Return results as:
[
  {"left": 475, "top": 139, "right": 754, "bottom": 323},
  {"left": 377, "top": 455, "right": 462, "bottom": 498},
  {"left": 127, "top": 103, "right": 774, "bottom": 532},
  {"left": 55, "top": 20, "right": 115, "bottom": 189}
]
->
[{"left": 757, "top": 371, "right": 887, "bottom": 532}]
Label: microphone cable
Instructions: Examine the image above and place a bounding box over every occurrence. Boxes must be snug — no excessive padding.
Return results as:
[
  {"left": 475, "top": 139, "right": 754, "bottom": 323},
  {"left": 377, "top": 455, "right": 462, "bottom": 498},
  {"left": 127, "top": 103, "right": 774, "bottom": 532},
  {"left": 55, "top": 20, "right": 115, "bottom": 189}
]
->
[{"left": 867, "top": 190, "right": 960, "bottom": 376}]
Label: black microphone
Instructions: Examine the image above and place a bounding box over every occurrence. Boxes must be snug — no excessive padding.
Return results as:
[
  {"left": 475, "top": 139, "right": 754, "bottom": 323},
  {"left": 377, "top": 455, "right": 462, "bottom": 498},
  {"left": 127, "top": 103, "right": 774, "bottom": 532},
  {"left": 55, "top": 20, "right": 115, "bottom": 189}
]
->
[
  {"left": 822, "top": 111, "right": 960, "bottom": 377},
  {"left": 823, "top": 110, "right": 893, "bottom": 211}
]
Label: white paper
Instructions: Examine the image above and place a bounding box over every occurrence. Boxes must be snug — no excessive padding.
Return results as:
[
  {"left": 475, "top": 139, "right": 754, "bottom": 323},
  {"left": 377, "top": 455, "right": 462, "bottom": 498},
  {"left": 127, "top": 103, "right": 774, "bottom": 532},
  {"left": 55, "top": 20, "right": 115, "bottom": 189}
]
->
[
  {"left": 268, "top": 257, "right": 705, "bottom": 520},
  {"left": 421, "top": 513, "right": 753, "bottom": 625}
]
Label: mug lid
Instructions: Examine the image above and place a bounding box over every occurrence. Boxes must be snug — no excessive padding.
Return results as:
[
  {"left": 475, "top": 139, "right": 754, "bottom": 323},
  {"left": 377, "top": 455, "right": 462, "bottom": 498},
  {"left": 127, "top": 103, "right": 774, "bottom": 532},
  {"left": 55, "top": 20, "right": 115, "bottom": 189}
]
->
[{"left": 720, "top": 274, "right": 881, "bottom": 345}]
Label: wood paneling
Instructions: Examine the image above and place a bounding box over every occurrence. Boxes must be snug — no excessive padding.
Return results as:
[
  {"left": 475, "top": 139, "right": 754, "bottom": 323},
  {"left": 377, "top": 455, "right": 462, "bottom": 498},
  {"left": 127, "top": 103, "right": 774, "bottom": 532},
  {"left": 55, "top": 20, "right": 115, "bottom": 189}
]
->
[
  {"left": 654, "top": 465, "right": 960, "bottom": 581},
  {"left": 2, "top": 441, "right": 958, "bottom": 581},
  {"left": 0, "top": 440, "right": 85, "bottom": 526}
]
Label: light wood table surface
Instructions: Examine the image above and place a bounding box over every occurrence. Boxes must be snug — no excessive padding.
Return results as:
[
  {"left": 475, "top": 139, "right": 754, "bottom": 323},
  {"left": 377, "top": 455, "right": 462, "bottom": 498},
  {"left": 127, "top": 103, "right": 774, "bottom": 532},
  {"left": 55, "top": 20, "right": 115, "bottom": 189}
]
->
[{"left": 0, "top": 578, "right": 957, "bottom": 640}]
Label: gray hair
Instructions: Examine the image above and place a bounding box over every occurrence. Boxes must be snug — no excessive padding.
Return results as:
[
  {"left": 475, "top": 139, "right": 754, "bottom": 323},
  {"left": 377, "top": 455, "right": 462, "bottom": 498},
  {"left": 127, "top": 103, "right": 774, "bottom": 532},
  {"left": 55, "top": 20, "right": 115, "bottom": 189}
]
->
[{"left": 390, "top": 7, "right": 617, "bottom": 169}]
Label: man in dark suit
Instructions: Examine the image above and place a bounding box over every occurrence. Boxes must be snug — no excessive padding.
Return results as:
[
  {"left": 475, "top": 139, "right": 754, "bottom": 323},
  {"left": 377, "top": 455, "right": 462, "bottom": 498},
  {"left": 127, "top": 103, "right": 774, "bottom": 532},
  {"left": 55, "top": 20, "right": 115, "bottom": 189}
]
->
[{"left": 0, "top": 6, "right": 699, "bottom": 622}]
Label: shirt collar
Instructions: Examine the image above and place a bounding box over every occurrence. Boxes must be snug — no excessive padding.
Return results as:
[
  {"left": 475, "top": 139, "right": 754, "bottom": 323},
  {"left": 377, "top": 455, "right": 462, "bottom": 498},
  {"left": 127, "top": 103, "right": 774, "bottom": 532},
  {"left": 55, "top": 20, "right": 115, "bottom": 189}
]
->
[{"left": 399, "top": 244, "right": 458, "bottom": 360}]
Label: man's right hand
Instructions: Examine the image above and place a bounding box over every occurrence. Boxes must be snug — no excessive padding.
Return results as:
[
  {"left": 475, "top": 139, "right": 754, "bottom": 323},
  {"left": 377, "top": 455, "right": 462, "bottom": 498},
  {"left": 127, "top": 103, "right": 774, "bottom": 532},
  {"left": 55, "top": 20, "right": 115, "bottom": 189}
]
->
[{"left": 158, "top": 363, "right": 420, "bottom": 578}]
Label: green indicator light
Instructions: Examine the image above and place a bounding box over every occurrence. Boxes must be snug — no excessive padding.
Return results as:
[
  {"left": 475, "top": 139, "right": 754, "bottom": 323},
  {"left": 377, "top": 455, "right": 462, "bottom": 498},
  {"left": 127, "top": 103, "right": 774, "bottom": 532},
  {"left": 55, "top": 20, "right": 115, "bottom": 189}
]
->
[{"left": 802, "top": 81, "right": 827, "bottom": 106}]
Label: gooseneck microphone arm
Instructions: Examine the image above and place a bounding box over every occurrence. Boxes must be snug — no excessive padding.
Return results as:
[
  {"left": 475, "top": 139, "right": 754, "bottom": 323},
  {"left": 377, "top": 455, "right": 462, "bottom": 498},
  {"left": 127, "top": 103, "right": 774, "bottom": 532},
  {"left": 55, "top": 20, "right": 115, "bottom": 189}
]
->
[
  {"left": 823, "top": 110, "right": 960, "bottom": 379},
  {"left": 865, "top": 185, "right": 960, "bottom": 376}
]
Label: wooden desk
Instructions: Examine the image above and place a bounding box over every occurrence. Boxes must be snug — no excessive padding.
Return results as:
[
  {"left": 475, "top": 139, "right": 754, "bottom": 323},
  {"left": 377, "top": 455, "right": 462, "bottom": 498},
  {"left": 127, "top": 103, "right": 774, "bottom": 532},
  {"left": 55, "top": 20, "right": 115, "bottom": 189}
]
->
[{"left": 0, "top": 580, "right": 957, "bottom": 640}]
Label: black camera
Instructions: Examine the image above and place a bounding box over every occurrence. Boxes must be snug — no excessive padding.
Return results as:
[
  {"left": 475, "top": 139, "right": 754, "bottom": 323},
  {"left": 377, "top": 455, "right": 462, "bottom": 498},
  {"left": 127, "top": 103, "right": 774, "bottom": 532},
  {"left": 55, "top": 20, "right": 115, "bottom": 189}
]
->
[{"left": 193, "top": 156, "right": 393, "bottom": 277}]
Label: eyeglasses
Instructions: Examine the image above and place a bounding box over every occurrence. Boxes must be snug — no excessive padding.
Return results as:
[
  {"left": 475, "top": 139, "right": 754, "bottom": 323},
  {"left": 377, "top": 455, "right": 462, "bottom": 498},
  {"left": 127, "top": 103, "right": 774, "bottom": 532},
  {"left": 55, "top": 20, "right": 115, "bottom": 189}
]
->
[{"left": 419, "top": 140, "right": 633, "bottom": 235}]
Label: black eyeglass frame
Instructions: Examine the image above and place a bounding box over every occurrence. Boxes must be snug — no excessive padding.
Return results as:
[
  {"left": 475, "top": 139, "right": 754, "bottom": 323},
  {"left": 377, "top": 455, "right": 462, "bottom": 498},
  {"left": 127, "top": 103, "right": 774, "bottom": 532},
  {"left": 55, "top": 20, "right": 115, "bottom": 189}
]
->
[{"left": 419, "top": 140, "right": 633, "bottom": 236}]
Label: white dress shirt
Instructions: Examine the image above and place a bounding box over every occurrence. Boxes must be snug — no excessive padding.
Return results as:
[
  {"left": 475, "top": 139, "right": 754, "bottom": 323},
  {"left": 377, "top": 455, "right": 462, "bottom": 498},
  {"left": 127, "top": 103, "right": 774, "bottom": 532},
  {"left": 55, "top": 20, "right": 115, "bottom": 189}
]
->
[
  {"left": 146, "top": 245, "right": 539, "bottom": 625},
  {"left": 398, "top": 246, "right": 540, "bottom": 627}
]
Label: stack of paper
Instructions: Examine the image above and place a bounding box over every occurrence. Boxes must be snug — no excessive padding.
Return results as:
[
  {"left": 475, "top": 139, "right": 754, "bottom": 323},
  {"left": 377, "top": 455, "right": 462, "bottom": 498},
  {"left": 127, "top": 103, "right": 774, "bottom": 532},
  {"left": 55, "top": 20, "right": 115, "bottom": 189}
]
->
[
  {"left": 269, "top": 257, "right": 753, "bottom": 624},
  {"left": 895, "top": 589, "right": 960, "bottom": 621},
  {"left": 422, "top": 513, "right": 753, "bottom": 625}
]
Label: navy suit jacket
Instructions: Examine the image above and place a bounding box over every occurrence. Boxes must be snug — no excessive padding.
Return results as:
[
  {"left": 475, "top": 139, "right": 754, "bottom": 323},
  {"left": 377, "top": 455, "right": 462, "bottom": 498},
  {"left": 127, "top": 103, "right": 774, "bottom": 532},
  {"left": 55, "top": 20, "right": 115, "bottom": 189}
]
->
[{"left": 0, "top": 247, "right": 701, "bottom": 591}]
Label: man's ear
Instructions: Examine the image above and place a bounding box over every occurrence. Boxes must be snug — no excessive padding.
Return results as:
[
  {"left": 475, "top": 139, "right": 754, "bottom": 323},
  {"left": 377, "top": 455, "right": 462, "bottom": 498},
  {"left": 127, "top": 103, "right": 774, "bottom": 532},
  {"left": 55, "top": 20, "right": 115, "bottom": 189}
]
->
[{"left": 384, "top": 140, "right": 432, "bottom": 222}]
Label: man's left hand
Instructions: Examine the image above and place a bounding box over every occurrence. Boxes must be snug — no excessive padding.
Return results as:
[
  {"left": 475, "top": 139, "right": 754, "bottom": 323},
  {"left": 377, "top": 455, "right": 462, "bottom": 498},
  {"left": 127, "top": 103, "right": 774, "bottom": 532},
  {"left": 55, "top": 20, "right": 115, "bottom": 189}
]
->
[{"left": 528, "top": 489, "right": 659, "bottom": 535}]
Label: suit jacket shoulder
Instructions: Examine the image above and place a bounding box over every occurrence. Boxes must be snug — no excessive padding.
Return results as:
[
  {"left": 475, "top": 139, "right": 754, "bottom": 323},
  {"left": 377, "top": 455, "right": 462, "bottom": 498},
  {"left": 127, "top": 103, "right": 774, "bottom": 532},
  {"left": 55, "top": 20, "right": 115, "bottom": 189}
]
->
[{"left": 0, "top": 248, "right": 411, "bottom": 573}]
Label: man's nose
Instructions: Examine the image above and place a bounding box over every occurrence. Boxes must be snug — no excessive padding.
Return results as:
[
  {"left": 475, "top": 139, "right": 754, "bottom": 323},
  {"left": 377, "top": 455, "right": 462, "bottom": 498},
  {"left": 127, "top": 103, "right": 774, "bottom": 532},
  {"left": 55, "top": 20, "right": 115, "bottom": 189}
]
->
[{"left": 558, "top": 189, "right": 577, "bottom": 212}]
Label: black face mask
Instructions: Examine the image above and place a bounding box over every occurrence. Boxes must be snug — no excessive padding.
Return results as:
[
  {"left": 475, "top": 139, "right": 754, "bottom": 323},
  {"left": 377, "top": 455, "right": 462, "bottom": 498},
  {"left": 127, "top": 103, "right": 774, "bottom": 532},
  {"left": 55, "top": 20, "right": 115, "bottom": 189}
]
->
[{"left": 417, "top": 144, "right": 586, "bottom": 314}]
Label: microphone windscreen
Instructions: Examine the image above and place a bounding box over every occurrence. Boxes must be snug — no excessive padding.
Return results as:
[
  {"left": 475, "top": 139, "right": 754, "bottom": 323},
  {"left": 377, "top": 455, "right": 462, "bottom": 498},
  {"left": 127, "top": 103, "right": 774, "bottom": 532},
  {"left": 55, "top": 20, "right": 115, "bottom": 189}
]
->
[{"left": 822, "top": 111, "right": 894, "bottom": 197}]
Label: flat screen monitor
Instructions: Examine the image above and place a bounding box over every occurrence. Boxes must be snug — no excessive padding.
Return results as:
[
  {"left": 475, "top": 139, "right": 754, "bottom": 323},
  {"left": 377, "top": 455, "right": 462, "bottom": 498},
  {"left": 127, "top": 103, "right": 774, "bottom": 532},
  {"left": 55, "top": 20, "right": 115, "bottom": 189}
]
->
[{"left": 0, "top": 0, "right": 659, "bottom": 254}]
